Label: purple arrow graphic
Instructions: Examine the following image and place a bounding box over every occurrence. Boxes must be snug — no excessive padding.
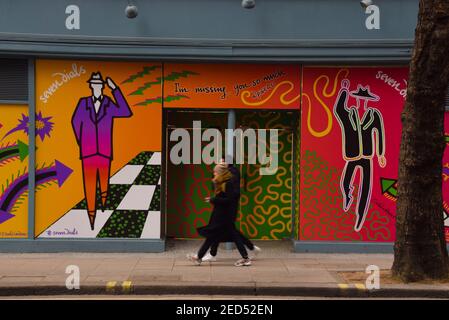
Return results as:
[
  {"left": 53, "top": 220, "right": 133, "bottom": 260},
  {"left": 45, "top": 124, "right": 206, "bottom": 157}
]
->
[
  {"left": 54, "top": 160, "right": 73, "bottom": 187},
  {"left": 0, "top": 211, "right": 14, "bottom": 224},
  {"left": 0, "top": 160, "right": 73, "bottom": 224}
]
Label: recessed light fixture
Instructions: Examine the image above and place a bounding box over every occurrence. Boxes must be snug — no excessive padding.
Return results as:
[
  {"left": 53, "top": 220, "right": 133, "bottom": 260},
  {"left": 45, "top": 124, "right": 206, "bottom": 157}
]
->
[
  {"left": 125, "top": 1, "right": 138, "bottom": 18},
  {"left": 242, "top": 0, "right": 256, "bottom": 9}
]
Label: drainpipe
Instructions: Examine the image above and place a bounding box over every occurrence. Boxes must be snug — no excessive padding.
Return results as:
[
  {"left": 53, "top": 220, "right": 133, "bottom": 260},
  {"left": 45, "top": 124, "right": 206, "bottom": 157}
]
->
[{"left": 224, "top": 109, "right": 236, "bottom": 250}]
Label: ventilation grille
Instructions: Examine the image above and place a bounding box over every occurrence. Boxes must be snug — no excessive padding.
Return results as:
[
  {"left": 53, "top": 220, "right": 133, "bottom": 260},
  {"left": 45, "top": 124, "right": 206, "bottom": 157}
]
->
[{"left": 0, "top": 59, "right": 28, "bottom": 102}]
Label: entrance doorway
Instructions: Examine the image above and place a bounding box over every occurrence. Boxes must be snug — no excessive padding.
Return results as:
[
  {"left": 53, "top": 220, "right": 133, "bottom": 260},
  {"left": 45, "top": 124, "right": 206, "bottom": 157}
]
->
[
  {"left": 165, "top": 110, "right": 227, "bottom": 238},
  {"left": 165, "top": 110, "right": 298, "bottom": 240}
]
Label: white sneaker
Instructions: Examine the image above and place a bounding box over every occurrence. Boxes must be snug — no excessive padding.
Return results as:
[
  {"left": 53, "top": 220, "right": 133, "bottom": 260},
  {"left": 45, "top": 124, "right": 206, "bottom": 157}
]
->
[
  {"left": 202, "top": 252, "right": 217, "bottom": 262},
  {"left": 235, "top": 258, "right": 252, "bottom": 267},
  {"left": 249, "top": 245, "right": 261, "bottom": 260},
  {"left": 186, "top": 253, "right": 201, "bottom": 266}
]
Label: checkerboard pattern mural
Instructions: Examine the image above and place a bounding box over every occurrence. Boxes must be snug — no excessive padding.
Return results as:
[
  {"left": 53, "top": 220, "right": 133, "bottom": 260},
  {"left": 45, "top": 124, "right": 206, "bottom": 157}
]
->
[{"left": 38, "top": 152, "right": 161, "bottom": 239}]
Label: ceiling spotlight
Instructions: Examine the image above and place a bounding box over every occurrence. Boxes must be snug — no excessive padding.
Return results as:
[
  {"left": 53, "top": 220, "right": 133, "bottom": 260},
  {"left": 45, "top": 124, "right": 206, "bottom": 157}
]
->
[
  {"left": 125, "top": 3, "right": 138, "bottom": 18},
  {"left": 360, "top": 0, "right": 373, "bottom": 9},
  {"left": 242, "top": 0, "right": 255, "bottom": 9}
]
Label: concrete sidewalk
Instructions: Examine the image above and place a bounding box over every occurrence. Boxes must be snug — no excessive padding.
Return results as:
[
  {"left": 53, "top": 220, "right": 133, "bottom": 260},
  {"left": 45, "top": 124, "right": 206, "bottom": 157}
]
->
[{"left": 0, "top": 240, "right": 448, "bottom": 298}]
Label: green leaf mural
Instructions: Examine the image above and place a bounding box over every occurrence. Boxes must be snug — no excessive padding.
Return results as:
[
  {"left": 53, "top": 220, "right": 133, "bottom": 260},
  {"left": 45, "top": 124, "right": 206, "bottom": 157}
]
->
[
  {"left": 121, "top": 66, "right": 161, "bottom": 84},
  {"left": 134, "top": 95, "right": 189, "bottom": 106},
  {"left": 129, "top": 71, "right": 199, "bottom": 96}
]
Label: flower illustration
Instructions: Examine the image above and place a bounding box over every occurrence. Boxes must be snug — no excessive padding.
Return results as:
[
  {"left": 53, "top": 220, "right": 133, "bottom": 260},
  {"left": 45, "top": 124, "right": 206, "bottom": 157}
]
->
[{"left": 2, "top": 112, "right": 54, "bottom": 141}]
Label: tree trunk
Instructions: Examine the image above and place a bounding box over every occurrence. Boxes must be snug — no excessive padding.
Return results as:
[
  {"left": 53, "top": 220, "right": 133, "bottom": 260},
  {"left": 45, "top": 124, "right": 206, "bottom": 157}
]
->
[{"left": 392, "top": 0, "right": 449, "bottom": 282}]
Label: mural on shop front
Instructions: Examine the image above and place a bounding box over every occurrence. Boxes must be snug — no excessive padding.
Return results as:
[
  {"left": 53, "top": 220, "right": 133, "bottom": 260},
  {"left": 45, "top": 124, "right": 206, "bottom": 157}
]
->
[
  {"left": 380, "top": 174, "right": 449, "bottom": 242},
  {"left": 35, "top": 60, "right": 164, "bottom": 239},
  {"left": 0, "top": 108, "right": 64, "bottom": 233},
  {"left": 377, "top": 118, "right": 449, "bottom": 242},
  {"left": 293, "top": 110, "right": 301, "bottom": 240},
  {"left": 300, "top": 67, "right": 406, "bottom": 242},
  {"left": 0, "top": 105, "right": 30, "bottom": 238},
  {"left": 333, "top": 80, "right": 386, "bottom": 232},
  {"left": 442, "top": 128, "right": 449, "bottom": 241},
  {"left": 301, "top": 68, "right": 449, "bottom": 243}
]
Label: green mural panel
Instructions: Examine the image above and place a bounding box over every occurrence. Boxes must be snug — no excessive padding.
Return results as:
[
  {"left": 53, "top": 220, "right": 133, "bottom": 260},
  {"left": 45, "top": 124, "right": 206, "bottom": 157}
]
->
[
  {"left": 236, "top": 111, "right": 294, "bottom": 240},
  {"left": 166, "top": 110, "right": 296, "bottom": 240}
]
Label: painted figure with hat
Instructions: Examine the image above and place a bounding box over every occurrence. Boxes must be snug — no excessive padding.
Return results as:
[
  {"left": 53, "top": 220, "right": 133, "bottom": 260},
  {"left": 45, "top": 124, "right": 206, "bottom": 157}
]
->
[
  {"left": 333, "top": 79, "right": 386, "bottom": 232},
  {"left": 71, "top": 71, "right": 133, "bottom": 230}
]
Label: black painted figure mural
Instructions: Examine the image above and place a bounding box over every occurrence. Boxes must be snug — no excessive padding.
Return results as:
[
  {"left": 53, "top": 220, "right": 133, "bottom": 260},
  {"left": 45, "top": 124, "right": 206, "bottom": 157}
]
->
[{"left": 333, "top": 79, "right": 386, "bottom": 232}]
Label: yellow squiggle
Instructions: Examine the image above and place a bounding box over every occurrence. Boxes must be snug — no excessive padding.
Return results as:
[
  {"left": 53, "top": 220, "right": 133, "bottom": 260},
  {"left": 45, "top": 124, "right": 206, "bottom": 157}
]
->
[
  {"left": 240, "top": 219, "right": 258, "bottom": 238},
  {"left": 266, "top": 207, "right": 285, "bottom": 238},
  {"left": 266, "top": 166, "right": 286, "bottom": 201},
  {"left": 241, "top": 81, "right": 300, "bottom": 106},
  {"left": 306, "top": 69, "right": 350, "bottom": 138},
  {"left": 246, "top": 207, "right": 266, "bottom": 226}
]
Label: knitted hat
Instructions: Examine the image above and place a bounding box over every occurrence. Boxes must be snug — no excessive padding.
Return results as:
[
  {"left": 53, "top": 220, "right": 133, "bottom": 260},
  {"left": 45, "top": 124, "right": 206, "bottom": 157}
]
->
[{"left": 214, "top": 162, "right": 229, "bottom": 175}]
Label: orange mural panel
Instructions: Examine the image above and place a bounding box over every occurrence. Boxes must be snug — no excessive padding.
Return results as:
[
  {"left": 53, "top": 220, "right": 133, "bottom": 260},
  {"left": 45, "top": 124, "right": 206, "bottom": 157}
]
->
[
  {"left": 35, "top": 60, "right": 162, "bottom": 238},
  {"left": 163, "top": 64, "right": 301, "bottom": 109}
]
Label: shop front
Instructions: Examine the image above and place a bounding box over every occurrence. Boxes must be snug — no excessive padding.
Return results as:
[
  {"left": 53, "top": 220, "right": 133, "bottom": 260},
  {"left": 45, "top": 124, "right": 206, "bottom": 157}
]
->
[{"left": 0, "top": 0, "right": 430, "bottom": 252}]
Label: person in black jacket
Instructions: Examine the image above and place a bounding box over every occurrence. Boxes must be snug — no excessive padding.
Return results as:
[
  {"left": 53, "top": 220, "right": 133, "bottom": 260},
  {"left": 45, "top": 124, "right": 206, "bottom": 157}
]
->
[
  {"left": 187, "top": 162, "right": 251, "bottom": 267},
  {"left": 203, "top": 160, "right": 261, "bottom": 262}
]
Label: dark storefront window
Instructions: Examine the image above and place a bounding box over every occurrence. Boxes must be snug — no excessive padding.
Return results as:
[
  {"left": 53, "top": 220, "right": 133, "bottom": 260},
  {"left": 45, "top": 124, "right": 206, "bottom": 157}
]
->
[{"left": 0, "top": 59, "right": 28, "bottom": 102}]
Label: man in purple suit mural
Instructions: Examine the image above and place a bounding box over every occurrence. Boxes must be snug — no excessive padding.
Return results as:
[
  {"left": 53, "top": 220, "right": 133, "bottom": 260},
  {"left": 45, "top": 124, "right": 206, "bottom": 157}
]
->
[{"left": 71, "top": 72, "right": 133, "bottom": 230}]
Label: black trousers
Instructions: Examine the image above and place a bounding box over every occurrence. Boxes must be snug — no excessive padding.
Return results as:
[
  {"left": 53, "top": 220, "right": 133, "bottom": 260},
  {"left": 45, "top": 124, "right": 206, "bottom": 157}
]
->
[
  {"left": 341, "top": 158, "right": 372, "bottom": 231},
  {"left": 209, "top": 231, "right": 254, "bottom": 256},
  {"left": 198, "top": 228, "right": 249, "bottom": 260}
]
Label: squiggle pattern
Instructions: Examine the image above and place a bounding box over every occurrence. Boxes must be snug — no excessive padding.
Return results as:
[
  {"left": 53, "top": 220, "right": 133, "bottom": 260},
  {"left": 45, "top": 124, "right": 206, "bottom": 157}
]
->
[
  {"left": 300, "top": 150, "right": 392, "bottom": 241},
  {"left": 238, "top": 112, "right": 293, "bottom": 239},
  {"left": 166, "top": 112, "right": 294, "bottom": 239},
  {"left": 305, "top": 69, "right": 350, "bottom": 138},
  {"left": 240, "top": 81, "right": 300, "bottom": 106}
]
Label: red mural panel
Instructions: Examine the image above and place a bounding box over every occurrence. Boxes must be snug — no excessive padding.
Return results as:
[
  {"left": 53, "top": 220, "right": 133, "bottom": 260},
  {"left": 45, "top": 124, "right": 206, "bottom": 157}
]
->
[
  {"left": 443, "top": 114, "right": 449, "bottom": 242},
  {"left": 300, "top": 67, "right": 408, "bottom": 242}
]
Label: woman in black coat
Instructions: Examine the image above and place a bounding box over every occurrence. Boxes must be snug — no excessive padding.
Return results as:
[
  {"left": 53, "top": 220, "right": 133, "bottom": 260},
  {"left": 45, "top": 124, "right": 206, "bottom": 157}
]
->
[{"left": 187, "top": 163, "right": 251, "bottom": 266}]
